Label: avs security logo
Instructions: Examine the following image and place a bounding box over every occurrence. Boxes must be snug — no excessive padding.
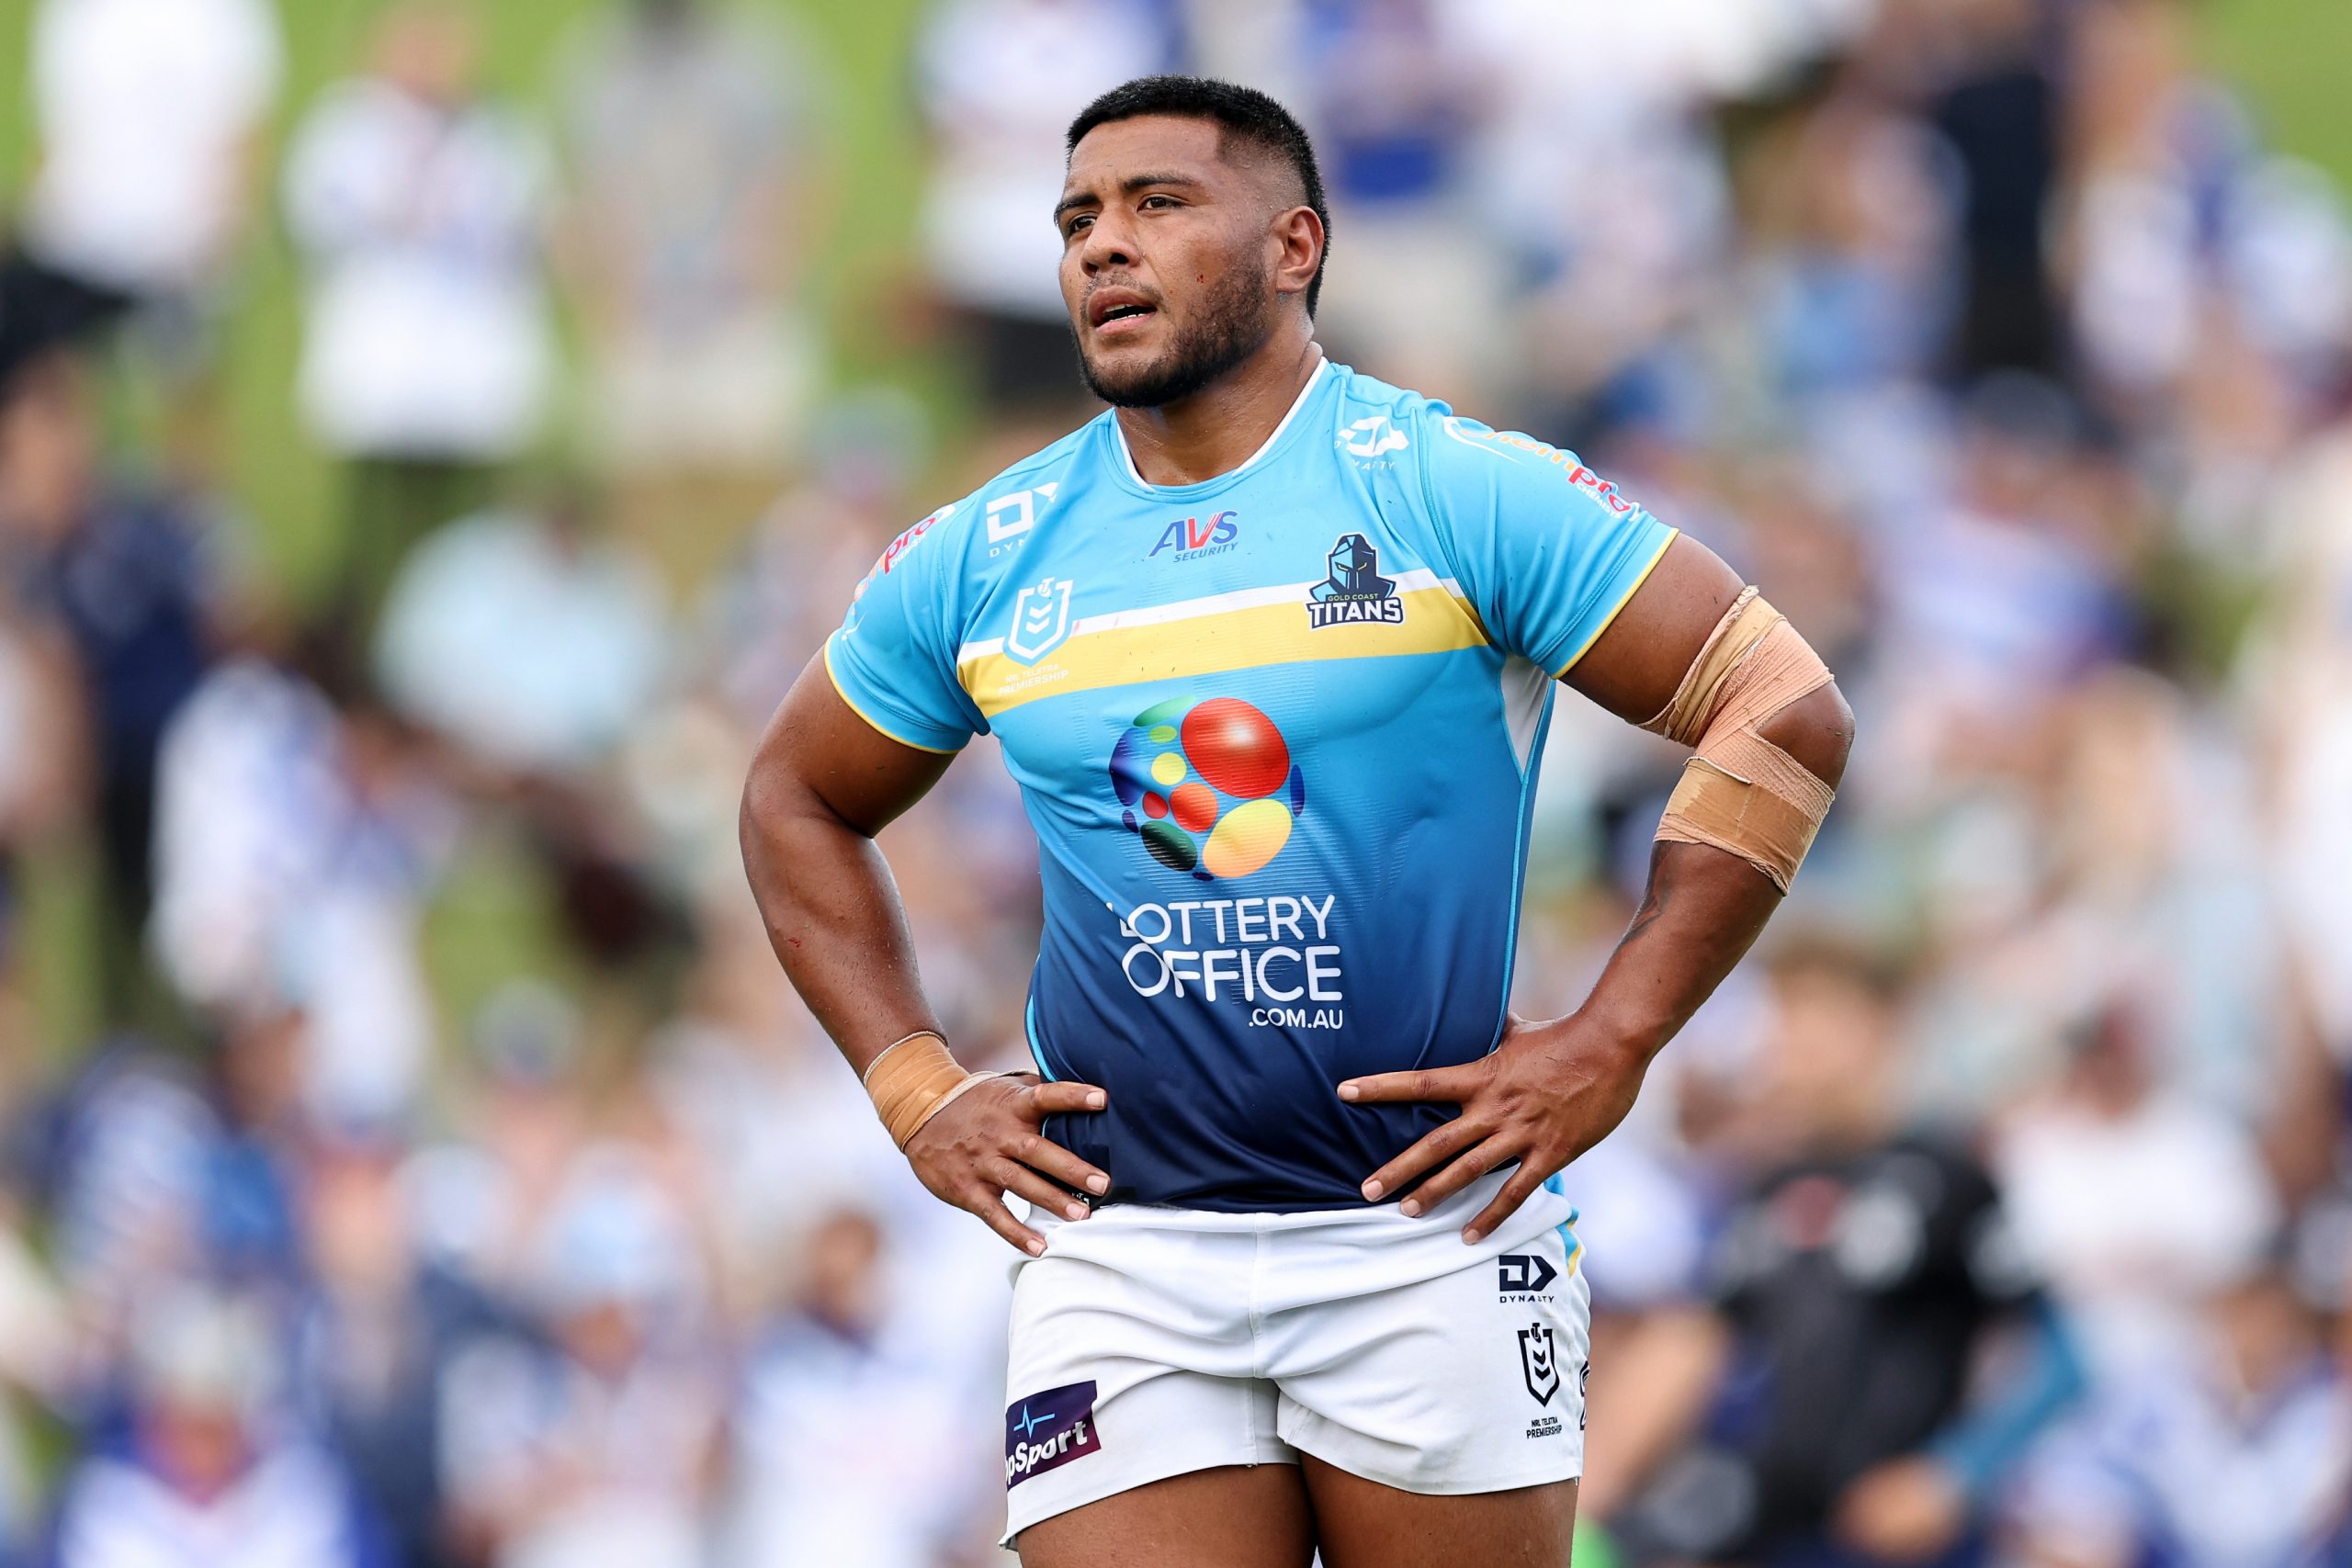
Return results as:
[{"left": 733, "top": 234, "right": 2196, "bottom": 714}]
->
[
  {"left": 1147, "top": 510, "right": 1239, "bottom": 563},
  {"left": 1005, "top": 1382, "right": 1102, "bottom": 1488},
  {"left": 1109, "top": 696, "right": 1307, "bottom": 882},
  {"left": 1306, "top": 535, "right": 1406, "bottom": 629}
]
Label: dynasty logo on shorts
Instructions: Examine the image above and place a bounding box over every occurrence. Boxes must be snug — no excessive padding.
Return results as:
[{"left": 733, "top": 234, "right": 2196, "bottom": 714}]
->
[
  {"left": 1498, "top": 1253, "right": 1558, "bottom": 1303},
  {"left": 1005, "top": 1381, "right": 1102, "bottom": 1488}
]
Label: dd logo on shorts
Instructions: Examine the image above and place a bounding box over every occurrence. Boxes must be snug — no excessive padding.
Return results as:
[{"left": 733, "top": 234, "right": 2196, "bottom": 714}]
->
[
  {"left": 1518, "top": 1323, "right": 1560, "bottom": 1405},
  {"left": 1498, "top": 1254, "right": 1558, "bottom": 1294}
]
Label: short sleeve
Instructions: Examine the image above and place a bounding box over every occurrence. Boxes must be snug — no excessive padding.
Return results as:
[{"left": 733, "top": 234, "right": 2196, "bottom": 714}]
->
[
  {"left": 824, "top": 505, "right": 984, "bottom": 754},
  {"left": 1419, "top": 413, "right": 1677, "bottom": 676}
]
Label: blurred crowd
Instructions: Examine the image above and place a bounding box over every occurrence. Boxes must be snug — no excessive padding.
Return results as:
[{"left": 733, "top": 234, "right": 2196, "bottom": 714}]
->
[{"left": 1, "top": 0, "right": 2349, "bottom": 1565}]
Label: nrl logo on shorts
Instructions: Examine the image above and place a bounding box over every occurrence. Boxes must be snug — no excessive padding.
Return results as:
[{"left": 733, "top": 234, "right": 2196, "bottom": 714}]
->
[
  {"left": 1306, "top": 535, "right": 1405, "bottom": 629},
  {"left": 1518, "top": 1322, "right": 1560, "bottom": 1406}
]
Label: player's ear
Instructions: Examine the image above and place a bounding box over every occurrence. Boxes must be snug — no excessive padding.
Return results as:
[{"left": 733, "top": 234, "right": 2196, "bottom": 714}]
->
[{"left": 1270, "top": 205, "right": 1322, "bottom": 300}]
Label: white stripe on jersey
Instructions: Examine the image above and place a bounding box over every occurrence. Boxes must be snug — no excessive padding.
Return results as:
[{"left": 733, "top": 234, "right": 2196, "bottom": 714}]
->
[{"left": 956, "top": 569, "right": 1466, "bottom": 663}]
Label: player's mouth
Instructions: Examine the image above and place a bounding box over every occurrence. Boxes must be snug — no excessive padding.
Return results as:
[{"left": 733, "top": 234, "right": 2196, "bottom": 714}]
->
[{"left": 1088, "top": 288, "right": 1160, "bottom": 339}]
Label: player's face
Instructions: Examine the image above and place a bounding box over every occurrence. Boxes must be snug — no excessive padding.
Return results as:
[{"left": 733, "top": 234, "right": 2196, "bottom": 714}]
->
[{"left": 1057, "top": 117, "right": 1283, "bottom": 408}]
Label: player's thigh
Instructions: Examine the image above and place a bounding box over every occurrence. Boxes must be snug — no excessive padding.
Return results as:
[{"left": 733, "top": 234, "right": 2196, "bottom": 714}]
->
[
  {"left": 1016, "top": 1462, "right": 1317, "bottom": 1568},
  {"left": 1302, "top": 1458, "right": 1578, "bottom": 1568}
]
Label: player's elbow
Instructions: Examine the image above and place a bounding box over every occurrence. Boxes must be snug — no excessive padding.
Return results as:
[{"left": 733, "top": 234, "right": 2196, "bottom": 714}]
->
[
  {"left": 739, "top": 735, "right": 812, "bottom": 886},
  {"left": 1768, "top": 678, "right": 1856, "bottom": 793}
]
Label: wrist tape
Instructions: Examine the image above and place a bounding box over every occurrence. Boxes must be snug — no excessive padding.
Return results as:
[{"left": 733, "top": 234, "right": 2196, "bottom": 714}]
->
[{"left": 861, "top": 1031, "right": 1002, "bottom": 1148}]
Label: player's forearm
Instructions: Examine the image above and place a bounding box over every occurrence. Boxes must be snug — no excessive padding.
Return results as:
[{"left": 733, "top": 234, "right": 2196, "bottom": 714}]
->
[
  {"left": 738, "top": 777, "right": 944, "bottom": 1075},
  {"left": 1582, "top": 682, "right": 1853, "bottom": 1057},
  {"left": 1576, "top": 840, "right": 1780, "bottom": 1056}
]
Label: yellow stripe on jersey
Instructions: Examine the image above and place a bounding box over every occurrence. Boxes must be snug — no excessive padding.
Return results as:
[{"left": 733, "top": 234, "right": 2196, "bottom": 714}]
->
[
  {"left": 1554, "top": 527, "right": 1679, "bottom": 679},
  {"left": 960, "top": 583, "right": 1488, "bottom": 720},
  {"left": 825, "top": 635, "right": 965, "bottom": 753}
]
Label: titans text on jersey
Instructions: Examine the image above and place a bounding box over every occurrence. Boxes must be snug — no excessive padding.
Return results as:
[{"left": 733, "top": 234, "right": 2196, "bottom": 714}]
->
[{"left": 827, "top": 362, "right": 1675, "bottom": 1211}]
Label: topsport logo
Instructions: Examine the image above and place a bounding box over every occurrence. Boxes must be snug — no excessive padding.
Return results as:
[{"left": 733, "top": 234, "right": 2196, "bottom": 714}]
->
[{"left": 1109, "top": 696, "right": 1306, "bottom": 882}]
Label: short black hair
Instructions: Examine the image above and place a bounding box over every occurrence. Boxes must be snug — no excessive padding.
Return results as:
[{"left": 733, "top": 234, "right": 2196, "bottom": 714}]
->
[{"left": 1067, "top": 75, "right": 1330, "bottom": 316}]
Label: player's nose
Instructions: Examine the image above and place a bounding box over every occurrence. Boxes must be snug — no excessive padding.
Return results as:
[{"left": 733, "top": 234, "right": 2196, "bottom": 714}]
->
[{"left": 1079, "top": 209, "right": 1139, "bottom": 273}]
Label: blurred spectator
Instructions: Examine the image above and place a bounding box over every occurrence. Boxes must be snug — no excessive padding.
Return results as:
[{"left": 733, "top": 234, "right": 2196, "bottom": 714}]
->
[
  {"left": 1287, "top": 0, "right": 1501, "bottom": 406},
  {"left": 1994, "top": 1000, "right": 2281, "bottom": 1380},
  {"left": 292, "top": 1140, "right": 499, "bottom": 1568},
  {"left": 2010, "top": 1263, "right": 2352, "bottom": 1568},
  {"left": 376, "top": 488, "right": 670, "bottom": 779},
  {"left": 0, "top": 352, "right": 223, "bottom": 1023},
  {"left": 1872, "top": 377, "right": 2132, "bottom": 792},
  {"left": 16, "top": 0, "right": 281, "bottom": 350},
  {"left": 915, "top": 0, "right": 1178, "bottom": 417},
  {"left": 0, "top": 568, "right": 84, "bottom": 1047},
  {"left": 403, "top": 982, "right": 594, "bottom": 1298},
  {"left": 1439, "top": 0, "right": 1752, "bottom": 437},
  {"left": 149, "top": 650, "right": 448, "bottom": 1128},
  {"left": 1584, "top": 943, "right": 2080, "bottom": 1566},
  {"left": 283, "top": 3, "right": 556, "bottom": 641},
  {"left": 557, "top": 0, "right": 829, "bottom": 590},
  {"left": 438, "top": 1149, "right": 724, "bottom": 1568},
  {"left": 1921, "top": 0, "right": 2064, "bottom": 380},
  {"left": 0, "top": 1178, "right": 71, "bottom": 1568},
  {"left": 47, "top": 1284, "right": 389, "bottom": 1568},
  {"left": 725, "top": 1206, "right": 985, "bottom": 1566}
]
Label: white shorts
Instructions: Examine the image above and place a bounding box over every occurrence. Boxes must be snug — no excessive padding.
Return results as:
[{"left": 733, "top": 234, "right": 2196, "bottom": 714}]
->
[{"left": 1001, "top": 1170, "right": 1590, "bottom": 1543}]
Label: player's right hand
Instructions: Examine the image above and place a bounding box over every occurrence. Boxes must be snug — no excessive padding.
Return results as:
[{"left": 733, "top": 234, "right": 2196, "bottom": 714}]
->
[{"left": 902, "top": 1075, "right": 1111, "bottom": 1256}]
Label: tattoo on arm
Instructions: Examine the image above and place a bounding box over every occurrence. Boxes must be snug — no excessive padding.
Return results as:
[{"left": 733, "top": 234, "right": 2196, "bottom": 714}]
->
[{"left": 1623, "top": 876, "right": 1671, "bottom": 947}]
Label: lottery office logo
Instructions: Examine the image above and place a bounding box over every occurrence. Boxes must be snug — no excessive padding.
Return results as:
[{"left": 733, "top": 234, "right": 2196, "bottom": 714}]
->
[{"left": 1106, "top": 696, "right": 1343, "bottom": 1029}]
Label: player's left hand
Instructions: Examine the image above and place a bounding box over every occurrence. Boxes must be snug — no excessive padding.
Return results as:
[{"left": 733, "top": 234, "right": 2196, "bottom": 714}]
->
[{"left": 1338, "top": 1012, "right": 1651, "bottom": 1244}]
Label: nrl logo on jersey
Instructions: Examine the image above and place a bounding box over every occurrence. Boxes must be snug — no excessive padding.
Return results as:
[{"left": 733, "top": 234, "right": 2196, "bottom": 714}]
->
[
  {"left": 1306, "top": 535, "right": 1405, "bottom": 629},
  {"left": 1006, "top": 576, "right": 1076, "bottom": 664}
]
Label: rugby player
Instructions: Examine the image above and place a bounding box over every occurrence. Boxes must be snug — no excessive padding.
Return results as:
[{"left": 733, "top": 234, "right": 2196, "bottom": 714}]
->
[{"left": 741, "top": 76, "right": 1854, "bottom": 1568}]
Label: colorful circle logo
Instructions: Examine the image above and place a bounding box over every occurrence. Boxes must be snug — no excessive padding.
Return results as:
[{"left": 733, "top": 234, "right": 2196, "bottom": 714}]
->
[{"left": 1109, "top": 697, "right": 1307, "bottom": 881}]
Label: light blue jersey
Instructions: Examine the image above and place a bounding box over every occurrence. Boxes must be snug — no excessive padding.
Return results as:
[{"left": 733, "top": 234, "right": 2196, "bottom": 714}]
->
[{"left": 828, "top": 361, "right": 1675, "bottom": 1210}]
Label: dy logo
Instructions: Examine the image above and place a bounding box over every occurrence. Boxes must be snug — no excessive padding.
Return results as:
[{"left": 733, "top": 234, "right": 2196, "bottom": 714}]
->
[
  {"left": 1342, "top": 414, "right": 1408, "bottom": 458},
  {"left": 1518, "top": 1323, "right": 1560, "bottom": 1406},
  {"left": 1007, "top": 577, "right": 1075, "bottom": 664},
  {"left": 1498, "top": 1254, "right": 1559, "bottom": 1297}
]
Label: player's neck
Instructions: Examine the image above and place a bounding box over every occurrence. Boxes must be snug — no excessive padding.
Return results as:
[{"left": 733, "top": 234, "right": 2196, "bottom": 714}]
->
[{"left": 1114, "top": 336, "right": 1324, "bottom": 488}]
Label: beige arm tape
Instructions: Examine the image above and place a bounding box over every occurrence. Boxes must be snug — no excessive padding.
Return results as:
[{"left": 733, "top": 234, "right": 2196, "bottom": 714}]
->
[
  {"left": 861, "top": 1032, "right": 1004, "bottom": 1149},
  {"left": 1642, "top": 586, "right": 1837, "bottom": 892}
]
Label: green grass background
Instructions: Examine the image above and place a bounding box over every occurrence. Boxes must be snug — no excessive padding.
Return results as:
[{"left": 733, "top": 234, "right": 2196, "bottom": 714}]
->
[{"left": 0, "top": 0, "right": 2339, "bottom": 1055}]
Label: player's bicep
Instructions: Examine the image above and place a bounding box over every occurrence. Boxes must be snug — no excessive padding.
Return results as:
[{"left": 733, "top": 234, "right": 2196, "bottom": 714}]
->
[
  {"left": 1561, "top": 534, "right": 1745, "bottom": 724},
  {"left": 1566, "top": 535, "right": 1853, "bottom": 788},
  {"left": 748, "top": 651, "right": 956, "bottom": 839}
]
